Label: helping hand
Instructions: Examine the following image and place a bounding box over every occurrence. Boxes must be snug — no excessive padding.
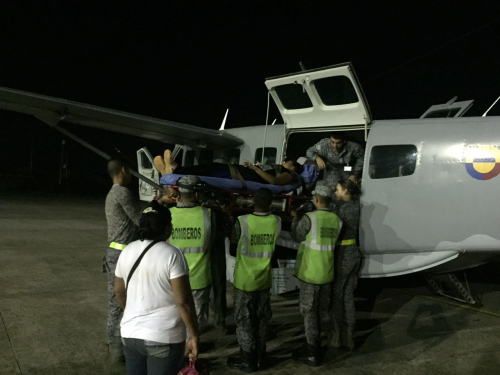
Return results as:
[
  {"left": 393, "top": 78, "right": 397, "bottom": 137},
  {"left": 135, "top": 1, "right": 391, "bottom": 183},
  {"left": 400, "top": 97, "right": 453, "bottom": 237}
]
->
[{"left": 316, "top": 157, "right": 326, "bottom": 170}]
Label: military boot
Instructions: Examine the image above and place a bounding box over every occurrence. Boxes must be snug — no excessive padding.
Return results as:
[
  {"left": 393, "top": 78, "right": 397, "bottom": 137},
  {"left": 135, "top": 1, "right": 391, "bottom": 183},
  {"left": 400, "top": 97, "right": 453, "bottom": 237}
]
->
[
  {"left": 292, "top": 343, "right": 321, "bottom": 367},
  {"left": 227, "top": 348, "right": 258, "bottom": 373}
]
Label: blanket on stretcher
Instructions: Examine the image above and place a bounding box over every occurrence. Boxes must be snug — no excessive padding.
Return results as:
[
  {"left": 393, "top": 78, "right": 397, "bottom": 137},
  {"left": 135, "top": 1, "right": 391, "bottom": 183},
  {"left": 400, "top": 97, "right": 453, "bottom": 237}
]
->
[{"left": 160, "top": 174, "right": 302, "bottom": 194}]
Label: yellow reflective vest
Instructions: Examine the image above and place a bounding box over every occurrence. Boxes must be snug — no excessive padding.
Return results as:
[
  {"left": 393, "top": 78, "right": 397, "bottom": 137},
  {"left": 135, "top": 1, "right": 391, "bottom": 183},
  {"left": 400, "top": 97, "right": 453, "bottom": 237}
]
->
[
  {"left": 294, "top": 210, "right": 340, "bottom": 284},
  {"left": 169, "top": 206, "right": 212, "bottom": 290},
  {"left": 233, "top": 214, "right": 281, "bottom": 292}
]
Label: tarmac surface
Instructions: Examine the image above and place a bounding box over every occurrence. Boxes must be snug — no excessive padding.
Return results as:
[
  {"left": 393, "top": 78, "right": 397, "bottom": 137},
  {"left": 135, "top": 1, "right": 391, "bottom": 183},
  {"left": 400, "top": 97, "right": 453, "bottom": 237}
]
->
[{"left": 1, "top": 195, "right": 500, "bottom": 374}]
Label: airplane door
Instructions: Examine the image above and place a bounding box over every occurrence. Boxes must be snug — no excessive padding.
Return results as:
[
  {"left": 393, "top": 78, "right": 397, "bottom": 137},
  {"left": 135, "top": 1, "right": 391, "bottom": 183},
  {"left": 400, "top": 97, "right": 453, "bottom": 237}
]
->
[
  {"left": 136, "top": 147, "right": 160, "bottom": 202},
  {"left": 265, "top": 62, "right": 372, "bottom": 130},
  {"left": 420, "top": 97, "right": 473, "bottom": 118}
]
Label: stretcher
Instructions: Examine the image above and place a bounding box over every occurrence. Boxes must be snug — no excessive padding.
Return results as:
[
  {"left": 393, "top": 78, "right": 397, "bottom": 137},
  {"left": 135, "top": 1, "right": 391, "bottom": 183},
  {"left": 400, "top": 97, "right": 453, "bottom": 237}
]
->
[{"left": 160, "top": 174, "right": 303, "bottom": 194}]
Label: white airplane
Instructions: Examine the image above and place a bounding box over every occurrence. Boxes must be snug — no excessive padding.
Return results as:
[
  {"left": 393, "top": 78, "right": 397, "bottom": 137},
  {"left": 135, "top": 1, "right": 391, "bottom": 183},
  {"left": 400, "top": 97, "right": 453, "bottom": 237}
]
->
[{"left": 1, "top": 62, "right": 499, "bottom": 303}]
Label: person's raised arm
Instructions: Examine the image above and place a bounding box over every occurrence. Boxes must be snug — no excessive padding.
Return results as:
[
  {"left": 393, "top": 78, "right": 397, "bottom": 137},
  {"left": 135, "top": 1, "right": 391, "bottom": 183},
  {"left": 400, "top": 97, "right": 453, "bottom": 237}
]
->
[
  {"left": 290, "top": 214, "right": 311, "bottom": 243},
  {"left": 171, "top": 275, "right": 200, "bottom": 362},
  {"left": 306, "top": 139, "right": 328, "bottom": 170},
  {"left": 352, "top": 143, "right": 365, "bottom": 182}
]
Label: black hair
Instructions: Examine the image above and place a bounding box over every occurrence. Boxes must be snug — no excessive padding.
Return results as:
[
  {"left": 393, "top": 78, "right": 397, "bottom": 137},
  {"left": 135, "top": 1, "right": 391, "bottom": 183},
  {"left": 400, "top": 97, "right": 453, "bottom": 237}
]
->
[
  {"left": 139, "top": 200, "right": 172, "bottom": 241},
  {"left": 329, "top": 131, "right": 346, "bottom": 140},
  {"left": 107, "top": 158, "right": 128, "bottom": 179},
  {"left": 253, "top": 188, "right": 273, "bottom": 210},
  {"left": 284, "top": 158, "right": 304, "bottom": 174},
  {"left": 338, "top": 179, "right": 361, "bottom": 200}
]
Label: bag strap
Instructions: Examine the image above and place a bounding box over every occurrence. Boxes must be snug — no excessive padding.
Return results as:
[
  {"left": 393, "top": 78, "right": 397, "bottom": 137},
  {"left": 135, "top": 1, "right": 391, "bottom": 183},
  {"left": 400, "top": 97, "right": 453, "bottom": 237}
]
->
[{"left": 126, "top": 240, "right": 161, "bottom": 291}]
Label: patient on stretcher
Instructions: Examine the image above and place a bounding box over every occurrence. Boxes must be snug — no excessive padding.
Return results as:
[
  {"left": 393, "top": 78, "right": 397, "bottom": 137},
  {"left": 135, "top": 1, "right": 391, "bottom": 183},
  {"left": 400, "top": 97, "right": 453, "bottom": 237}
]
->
[{"left": 154, "top": 149, "right": 304, "bottom": 186}]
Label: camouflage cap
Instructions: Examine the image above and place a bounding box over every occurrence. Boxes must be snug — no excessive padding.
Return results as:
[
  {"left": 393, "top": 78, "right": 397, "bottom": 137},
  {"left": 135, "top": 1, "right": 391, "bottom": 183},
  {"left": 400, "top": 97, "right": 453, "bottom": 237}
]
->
[
  {"left": 312, "top": 185, "right": 333, "bottom": 197},
  {"left": 177, "top": 175, "right": 201, "bottom": 193}
]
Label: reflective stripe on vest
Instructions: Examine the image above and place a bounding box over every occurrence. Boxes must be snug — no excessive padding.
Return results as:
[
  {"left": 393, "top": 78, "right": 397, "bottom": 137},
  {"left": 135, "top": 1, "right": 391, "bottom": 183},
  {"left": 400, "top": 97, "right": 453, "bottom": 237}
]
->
[
  {"left": 294, "top": 211, "right": 340, "bottom": 285},
  {"left": 169, "top": 206, "right": 212, "bottom": 290},
  {"left": 109, "top": 242, "right": 127, "bottom": 250},
  {"left": 337, "top": 239, "right": 356, "bottom": 246},
  {"left": 233, "top": 214, "right": 281, "bottom": 292}
]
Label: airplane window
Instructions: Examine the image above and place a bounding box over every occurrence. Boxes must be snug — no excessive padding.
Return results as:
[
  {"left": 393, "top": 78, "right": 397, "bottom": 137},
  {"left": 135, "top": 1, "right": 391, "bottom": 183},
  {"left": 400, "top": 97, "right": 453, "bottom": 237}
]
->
[
  {"left": 141, "top": 152, "right": 153, "bottom": 169},
  {"left": 313, "top": 76, "right": 359, "bottom": 106},
  {"left": 274, "top": 84, "right": 313, "bottom": 110},
  {"left": 255, "top": 147, "right": 277, "bottom": 165},
  {"left": 369, "top": 145, "right": 417, "bottom": 179},
  {"left": 424, "top": 108, "right": 461, "bottom": 118},
  {"left": 184, "top": 150, "right": 195, "bottom": 166},
  {"left": 199, "top": 150, "right": 215, "bottom": 165}
]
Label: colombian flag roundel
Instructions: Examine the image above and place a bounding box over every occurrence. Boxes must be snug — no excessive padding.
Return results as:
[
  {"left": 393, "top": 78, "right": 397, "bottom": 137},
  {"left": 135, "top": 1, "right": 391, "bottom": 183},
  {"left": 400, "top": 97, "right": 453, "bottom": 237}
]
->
[{"left": 465, "top": 145, "right": 500, "bottom": 181}]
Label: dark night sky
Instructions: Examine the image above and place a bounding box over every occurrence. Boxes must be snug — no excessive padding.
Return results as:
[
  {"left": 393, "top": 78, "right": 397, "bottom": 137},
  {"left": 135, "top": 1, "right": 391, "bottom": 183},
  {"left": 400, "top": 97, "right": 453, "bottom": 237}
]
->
[{"left": 1, "top": 2, "right": 500, "bottom": 192}]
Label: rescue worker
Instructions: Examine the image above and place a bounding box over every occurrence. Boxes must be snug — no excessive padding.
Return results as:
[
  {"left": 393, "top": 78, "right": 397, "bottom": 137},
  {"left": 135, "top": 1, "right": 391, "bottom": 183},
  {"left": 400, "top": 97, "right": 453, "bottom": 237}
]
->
[
  {"left": 168, "top": 175, "right": 216, "bottom": 332},
  {"left": 104, "top": 158, "right": 141, "bottom": 362},
  {"left": 227, "top": 188, "right": 281, "bottom": 372},
  {"left": 306, "top": 131, "right": 364, "bottom": 188},
  {"left": 331, "top": 179, "right": 362, "bottom": 351},
  {"left": 290, "top": 185, "right": 342, "bottom": 367}
]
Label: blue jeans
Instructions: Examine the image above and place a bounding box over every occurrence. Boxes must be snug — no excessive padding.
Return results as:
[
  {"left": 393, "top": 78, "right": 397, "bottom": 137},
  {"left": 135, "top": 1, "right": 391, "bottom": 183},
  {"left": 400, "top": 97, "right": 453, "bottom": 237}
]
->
[{"left": 121, "top": 337, "right": 185, "bottom": 375}]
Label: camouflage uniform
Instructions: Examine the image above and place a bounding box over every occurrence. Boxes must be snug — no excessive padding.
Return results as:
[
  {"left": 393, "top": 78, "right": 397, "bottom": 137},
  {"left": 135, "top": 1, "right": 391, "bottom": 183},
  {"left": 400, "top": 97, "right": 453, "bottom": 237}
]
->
[
  {"left": 331, "top": 200, "right": 361, "bottom": 349},
  {"left": 230, "top": 213, "right": 273, "bottom": 353},
  {"left": 103, "top": 184, "right": 141, "bottom": 344},
  {"left": 233, "top": 288, "right": 272, "bottom": 352},
  {"left": 210, "top": 210, "right": 232, "bottom": 329},
  {"left": 306, "top": 139, "right": 364, "bottom": 189},
  {"left": 291, "top": 208, "right": 335, "bottom": 346}
]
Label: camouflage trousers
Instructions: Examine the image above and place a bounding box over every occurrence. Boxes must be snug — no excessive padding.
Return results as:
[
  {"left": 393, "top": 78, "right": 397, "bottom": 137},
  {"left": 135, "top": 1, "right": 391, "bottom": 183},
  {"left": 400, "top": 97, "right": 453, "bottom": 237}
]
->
[
  {"left": 299, "top": 281, "right": 333, "bottom": 346},
  {"left": 233, "top": 288, "right": 272, "bottom": 353},
  {"left": 192, "top": 286, "right": 211, "bottom": 332},
  {"left": 210, "top": 241, "right": 227, "bottom": 328},
  {"left": 103, "top": 248, "right": 123, "bottom": 344},
  {"left": 331, "top": 245, "right": 361, "bottom": 349}
]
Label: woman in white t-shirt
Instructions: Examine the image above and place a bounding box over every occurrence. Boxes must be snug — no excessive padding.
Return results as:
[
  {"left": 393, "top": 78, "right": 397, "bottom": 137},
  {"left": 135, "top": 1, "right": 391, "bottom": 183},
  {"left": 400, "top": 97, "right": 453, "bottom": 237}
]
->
[{"left": 114, "top": 201, "right": 199, "bottom": 375}]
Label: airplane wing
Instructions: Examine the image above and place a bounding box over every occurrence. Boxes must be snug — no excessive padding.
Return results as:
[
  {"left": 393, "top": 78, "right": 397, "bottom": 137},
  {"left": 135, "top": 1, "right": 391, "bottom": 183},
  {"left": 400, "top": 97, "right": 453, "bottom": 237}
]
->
[{"left": 0, "top": 87, "right": 243, "bottom": 149}]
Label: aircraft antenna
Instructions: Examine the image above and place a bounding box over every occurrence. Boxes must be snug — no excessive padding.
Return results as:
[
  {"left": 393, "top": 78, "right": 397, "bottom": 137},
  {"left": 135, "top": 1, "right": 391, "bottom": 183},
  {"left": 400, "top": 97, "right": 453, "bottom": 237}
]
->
[
  {"left": 219, "top": 108, "right": 229, "bottom": 130},
  {"left": 482, "top": 95, "right": 500, "bottom": 117},
  {"left": 261, "top": 92, "right": 271, "bottom": 164}
]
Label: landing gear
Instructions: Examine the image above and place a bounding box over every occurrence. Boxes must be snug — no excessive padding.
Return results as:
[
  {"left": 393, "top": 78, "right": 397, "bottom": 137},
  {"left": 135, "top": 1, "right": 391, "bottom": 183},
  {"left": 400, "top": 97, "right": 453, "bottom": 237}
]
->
[{"left": 425, "top": 272, "right": 475, "bottom": 305}]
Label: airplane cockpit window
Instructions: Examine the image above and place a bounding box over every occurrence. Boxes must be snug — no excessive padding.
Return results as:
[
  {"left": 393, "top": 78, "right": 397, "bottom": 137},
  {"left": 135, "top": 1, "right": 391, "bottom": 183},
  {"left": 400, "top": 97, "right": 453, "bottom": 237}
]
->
[
  {"left": 274, "top": 84, "right": 313, "bottom": 110},
  {"left": 369, "top": 145, "right": 417, "bottom": 179},
  {"left": 312, "top": 76, "right": 359, "bottom": 106},
  {"left": 255, "top": 147, "right": 277, "bottom": 165},
  {"left": 423, "top": 108, "right": 461, "bottom": 118},
  {"left": 141, "top": 152, "right": 153, "bottom": 169}
]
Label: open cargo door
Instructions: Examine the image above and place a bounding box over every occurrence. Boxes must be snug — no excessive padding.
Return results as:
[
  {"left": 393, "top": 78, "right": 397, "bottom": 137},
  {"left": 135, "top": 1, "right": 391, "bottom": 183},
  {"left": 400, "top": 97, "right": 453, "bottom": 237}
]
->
[{"left": 264, "top": 62, "right": 371, "bottom": 130}]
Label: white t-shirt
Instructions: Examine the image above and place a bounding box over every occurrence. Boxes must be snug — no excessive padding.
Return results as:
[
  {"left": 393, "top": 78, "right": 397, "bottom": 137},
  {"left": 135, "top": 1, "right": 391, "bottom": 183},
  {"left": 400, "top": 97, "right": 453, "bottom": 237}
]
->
[{"left": 115, "top": 239, "right": 189, "bottom": 343}]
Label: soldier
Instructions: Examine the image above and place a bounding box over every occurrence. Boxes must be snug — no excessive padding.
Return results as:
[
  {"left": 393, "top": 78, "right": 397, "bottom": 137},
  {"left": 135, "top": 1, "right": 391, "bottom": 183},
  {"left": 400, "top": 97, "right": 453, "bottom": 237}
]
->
[
  {"left": 168, "top": 175, "right": 216, "bottom": 332},
  {"left": 331, "top": 179, "right": 362, "bottom": 351},
  {"left": 306, "top": 131, "right": 364, "bottom": 188},
  {"left": 227, "top": 188, "right": 281, "bottom": 372},
  {"left": 290, "top": 185, "right": 342, "bottom": 367},
  {"left": 104, "top": 158, "right": 141, "bottom": 362}
]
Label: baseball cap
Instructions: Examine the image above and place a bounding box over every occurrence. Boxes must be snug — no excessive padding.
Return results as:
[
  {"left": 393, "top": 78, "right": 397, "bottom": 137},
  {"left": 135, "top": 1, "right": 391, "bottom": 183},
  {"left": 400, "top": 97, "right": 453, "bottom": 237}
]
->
[
  {"left": 177, "top": 175, "right": 201, "bottom": 193},
  {"left": 312, "top": 185, "right": 333, "bottom": 197}
]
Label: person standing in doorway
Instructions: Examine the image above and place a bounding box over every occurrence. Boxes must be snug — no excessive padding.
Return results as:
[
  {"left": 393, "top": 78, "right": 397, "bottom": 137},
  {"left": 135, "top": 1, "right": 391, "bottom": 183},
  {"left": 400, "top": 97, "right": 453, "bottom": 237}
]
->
[{"left": 306, "top": 131, "right": 364, "bottom": 188}]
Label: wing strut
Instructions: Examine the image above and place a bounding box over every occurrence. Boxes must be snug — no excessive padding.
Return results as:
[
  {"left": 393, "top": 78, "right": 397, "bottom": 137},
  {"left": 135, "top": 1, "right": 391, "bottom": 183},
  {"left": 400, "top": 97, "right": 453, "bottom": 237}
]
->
[{"left": 35, "top": 115, "right": 163, "bottom": 192}]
